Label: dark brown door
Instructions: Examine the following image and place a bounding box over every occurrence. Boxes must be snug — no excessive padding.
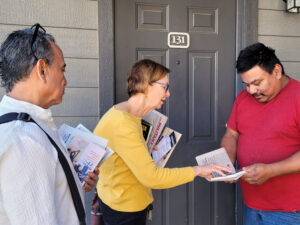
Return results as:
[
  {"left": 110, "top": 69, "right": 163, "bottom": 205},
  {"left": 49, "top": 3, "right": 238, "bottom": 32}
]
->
[{"left": 115, "top": 0, "right": 236, "bottom": 224}]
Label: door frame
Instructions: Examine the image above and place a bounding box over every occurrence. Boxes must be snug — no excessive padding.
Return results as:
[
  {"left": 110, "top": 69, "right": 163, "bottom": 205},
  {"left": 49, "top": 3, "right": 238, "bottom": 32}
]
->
[{"left": 97, "top": 1, "right": 258, "bottom": 224}]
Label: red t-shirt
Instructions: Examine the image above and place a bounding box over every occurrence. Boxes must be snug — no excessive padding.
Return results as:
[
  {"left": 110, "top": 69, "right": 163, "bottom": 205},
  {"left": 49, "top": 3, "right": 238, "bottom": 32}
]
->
[{"left": 227, "top": 78, "right": 300, "bottom": 211}]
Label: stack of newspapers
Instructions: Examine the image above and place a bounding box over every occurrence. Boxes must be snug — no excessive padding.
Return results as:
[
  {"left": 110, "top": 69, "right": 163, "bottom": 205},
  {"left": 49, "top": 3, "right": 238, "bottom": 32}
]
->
[
  {"left": 142, "top": 110, "right": 181, "bottom": 168},
  {"left": 58, "top": 124, "right": 113, "bottom": 186}
]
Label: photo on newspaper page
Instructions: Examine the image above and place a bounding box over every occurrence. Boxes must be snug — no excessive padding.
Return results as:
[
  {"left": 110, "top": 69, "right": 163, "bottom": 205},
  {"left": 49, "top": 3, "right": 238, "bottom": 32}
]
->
[
  {"left": 58, "top": 123, "right": 112, "bottom": 185},
  {"left": 68, "top": 135, "right": 106, "bottom": 184},
  {"left": 195, "top": 147, "right": 246, "bottom": 182},
  {"left": 152, "top": 131, "right": 176, "bottom": 163},
  {"left": 75, "top": 124, "right": 114, "bottom": 164},
  {"left": 154, "top": 128, "right": 182, "bottom": 168},
  {"left": 141, "top": 119, "right": 153, "bottom": 143}
]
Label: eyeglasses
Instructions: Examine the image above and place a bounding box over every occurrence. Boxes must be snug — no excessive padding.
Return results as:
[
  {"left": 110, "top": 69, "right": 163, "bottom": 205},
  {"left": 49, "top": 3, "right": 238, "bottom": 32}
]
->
[
  {"left": 154, "top": 81, "right": 169, "bottom": 93},
  {"left": 30, "top": 23, "right": 46, "bottom": 61}
]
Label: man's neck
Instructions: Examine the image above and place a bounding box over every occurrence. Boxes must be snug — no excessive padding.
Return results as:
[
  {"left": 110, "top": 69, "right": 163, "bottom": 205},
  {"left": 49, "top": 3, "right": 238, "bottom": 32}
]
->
[
  {"left": 8, "top": 83, "right": 45, "bottom": 108},
  {"left": 280, "top": 75, "right": 290, "bottom": 90}
]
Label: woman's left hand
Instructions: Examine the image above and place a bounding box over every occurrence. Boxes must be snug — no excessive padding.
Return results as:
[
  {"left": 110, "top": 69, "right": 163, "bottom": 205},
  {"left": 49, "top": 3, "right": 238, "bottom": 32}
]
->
[{"left": 84, "top": 168, "right": 99, "bottom": 192}]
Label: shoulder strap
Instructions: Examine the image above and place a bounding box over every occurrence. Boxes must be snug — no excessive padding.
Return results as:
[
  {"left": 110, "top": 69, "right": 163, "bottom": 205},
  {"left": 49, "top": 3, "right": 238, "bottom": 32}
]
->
[{"left": 0, "top": 112, "right": 86, "bottom": 225}]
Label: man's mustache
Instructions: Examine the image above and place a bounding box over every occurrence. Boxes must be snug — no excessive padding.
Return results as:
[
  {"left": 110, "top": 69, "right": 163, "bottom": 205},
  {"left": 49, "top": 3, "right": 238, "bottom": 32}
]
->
[{"left": 252, "top": 93, "right": 265, "bottom": 97}]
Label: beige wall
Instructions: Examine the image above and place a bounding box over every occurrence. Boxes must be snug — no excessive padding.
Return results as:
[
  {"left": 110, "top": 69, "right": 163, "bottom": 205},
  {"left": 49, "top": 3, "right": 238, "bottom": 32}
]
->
[
  {"left": 0, "top": 0, "right": 99, "bottom": 131},
  {"left": 258, "top": 0, "right": 300, "bottom": 80}
]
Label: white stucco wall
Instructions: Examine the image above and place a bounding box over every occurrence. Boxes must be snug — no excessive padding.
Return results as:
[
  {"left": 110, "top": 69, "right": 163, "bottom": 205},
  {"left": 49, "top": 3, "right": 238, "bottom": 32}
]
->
[{"left": 258, "top": 0, "right": 300, "bottom": 80}]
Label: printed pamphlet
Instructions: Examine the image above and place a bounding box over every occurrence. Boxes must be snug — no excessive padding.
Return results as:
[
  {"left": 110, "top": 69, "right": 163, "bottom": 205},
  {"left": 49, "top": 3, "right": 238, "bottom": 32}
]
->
[
  {"left": 195, "top": 147, "right": 246, "bottom": 182},
  {"left": 67, "top": 135, "right": 106, "bottom": 183},
  {"left": 58, "top": 124, "right": 113, "bottom": 185},
  {"left": 141, "top": 119, "right": 153, "bottom": 143},
  {"left": 153, "top": 127, "right": 182, "bottom": 168},
  {"left": 142, "top": 110, "right": 181, "bottom": 167},
  {"left": 76, "top": 124, "right": 114, "bottom": 164},
  {"left": 143, "top": 110, "right": 168, "bottom": 153}
]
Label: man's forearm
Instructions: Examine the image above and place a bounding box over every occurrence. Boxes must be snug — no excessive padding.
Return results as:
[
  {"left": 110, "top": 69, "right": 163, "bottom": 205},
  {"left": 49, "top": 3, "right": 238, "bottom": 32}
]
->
[
  {"left": 220, "top": 128, "right": 239, "bottom": 164},
  {"left": 267, "top": 150, "right": 300, "bottom": 178},
  {"left": 220, "top": 137, "right": 237, "bottom": 163}
]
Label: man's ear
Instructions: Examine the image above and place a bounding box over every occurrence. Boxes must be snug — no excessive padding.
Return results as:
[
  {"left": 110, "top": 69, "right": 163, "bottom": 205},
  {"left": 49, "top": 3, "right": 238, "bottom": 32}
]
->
[
  {"left": 273, "top": 64, "right": 283, "bottom": 79},
  {"left": 36, "top": 59, "right": 47, "bottom": 82}
]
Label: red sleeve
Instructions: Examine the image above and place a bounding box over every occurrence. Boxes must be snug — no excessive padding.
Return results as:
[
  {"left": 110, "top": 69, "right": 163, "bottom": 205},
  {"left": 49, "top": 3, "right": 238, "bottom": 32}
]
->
[
  {"left": 227, "top": 90, "right": 247, "bottom": 132},
  {"left": 296, "top": 94, "right": 300, "bottom": 131},
  {"left": 227, "top": 99, "right": 238, "bottom": 131}
]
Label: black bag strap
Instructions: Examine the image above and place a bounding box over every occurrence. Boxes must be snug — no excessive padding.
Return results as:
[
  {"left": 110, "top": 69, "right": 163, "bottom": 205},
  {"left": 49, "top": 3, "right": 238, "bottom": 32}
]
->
[{"left": 0, "top": 112, "right": 86, "bottom": 225}]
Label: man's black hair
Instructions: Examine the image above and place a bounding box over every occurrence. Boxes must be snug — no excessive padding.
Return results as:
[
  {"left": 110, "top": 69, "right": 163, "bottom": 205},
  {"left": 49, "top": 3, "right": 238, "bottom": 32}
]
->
[{"left": 236, "top": 42, "right": 285, "bottom": 75}]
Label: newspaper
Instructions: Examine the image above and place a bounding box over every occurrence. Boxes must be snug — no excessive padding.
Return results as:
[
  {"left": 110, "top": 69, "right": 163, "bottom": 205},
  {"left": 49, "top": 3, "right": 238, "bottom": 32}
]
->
[
  {"left": 143, "top": 110, "right": 168, "bottom": 153},
  {"left": 141, "top": 119, "right": 153, "bottom": 143},
  {"left": 153, "top": 127, "right": 182, "bottom": 168},
  {"left": 67, "top": 135, "right": 106, "bottom": 184},
  {"left": 76, "top": 123, "right": 91, "bottom": 133},
  {"left": 59, "top": 124, "right": 108, "bottom": 149},
  {"left": 58, "top": 124, "right": 113, "bottom": 185},
  {"left": 195, "top": 147, "right": 246, "bottom": 182},
  {"left": 76, "top": 124, "right": 114, "bottom": 164}
]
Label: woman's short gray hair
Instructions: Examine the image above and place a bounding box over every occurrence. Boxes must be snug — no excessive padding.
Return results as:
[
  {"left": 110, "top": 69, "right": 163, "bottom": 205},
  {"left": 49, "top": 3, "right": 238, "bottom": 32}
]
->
[{"left": 0, "top": 27, "right": 55, "bottom": 92}]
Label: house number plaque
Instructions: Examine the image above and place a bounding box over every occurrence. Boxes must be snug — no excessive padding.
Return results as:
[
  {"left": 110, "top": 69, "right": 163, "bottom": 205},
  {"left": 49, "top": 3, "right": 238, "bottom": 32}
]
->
[{"left": 168, "top": 32, "right": 190, "bottom": 49}]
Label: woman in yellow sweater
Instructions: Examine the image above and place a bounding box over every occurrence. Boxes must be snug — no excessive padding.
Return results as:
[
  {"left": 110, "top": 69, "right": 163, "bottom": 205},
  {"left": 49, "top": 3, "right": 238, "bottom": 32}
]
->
[{"left": 94, "top": 59, "right": 230, "bottom": 225}]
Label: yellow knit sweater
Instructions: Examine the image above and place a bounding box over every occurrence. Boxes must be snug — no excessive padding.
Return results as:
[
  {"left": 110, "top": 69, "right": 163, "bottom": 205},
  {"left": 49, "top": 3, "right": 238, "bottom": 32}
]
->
[{"left": 94, "top": 107, "right": 195, "bottom": 212}]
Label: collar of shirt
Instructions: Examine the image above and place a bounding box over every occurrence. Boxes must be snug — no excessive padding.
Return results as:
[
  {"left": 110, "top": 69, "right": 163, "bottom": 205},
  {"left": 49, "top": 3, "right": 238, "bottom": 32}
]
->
[{"left": 0, "top": 95, "right": 55, "bottom": 132}]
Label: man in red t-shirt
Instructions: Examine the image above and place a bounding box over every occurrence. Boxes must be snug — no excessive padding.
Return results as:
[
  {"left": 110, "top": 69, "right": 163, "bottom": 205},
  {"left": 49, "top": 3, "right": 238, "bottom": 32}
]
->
[{"left": 221, "top": 42, "right": 300, "bottom": 225}]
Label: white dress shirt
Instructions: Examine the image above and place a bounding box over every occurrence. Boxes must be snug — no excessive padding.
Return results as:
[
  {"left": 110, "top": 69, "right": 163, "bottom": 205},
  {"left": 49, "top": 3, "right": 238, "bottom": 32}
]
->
[{"left": 0, "top": 95, "right": 84, "bottom": 225}]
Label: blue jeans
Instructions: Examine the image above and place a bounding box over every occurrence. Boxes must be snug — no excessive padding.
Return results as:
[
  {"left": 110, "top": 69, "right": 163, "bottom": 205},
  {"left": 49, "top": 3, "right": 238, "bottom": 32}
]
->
[
  {"left": 244, "top": 204, "right": 300, "bottom": 225},
  {"left": 98, "top": 198, "right": 149, "bottom": 225}
]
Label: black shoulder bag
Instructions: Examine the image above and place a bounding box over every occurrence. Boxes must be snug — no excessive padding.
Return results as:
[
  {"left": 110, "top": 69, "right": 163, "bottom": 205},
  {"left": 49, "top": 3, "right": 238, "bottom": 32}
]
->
[{"left": 0, "top": 112, "right": 86, "bottom": 225}]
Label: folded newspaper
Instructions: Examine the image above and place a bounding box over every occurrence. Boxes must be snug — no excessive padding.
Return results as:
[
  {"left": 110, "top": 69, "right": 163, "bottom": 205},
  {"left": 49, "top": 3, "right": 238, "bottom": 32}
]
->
[
  {"left": 141, "top": 119, "right": 153, "bottom": 143},
  {"left": 152, "top": 127, "right": 182, "bottom": 168},
  {"left": 195, "top": 147, "right": 246, "bottom": 182},
  {"left": 58, "top": 124, "right": 113, "bottom": 185},
  {"left": 143, "top": 110, "right": 168, "bottom": 153},
  {"left": 142, "top": 110, "right": 181, "bottom": 168}
]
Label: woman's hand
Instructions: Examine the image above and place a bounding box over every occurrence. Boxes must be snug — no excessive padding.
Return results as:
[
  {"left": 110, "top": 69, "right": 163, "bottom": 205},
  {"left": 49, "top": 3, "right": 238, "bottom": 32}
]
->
[{"left": 193, "top": 164, "right": 232, "bottom": 179}]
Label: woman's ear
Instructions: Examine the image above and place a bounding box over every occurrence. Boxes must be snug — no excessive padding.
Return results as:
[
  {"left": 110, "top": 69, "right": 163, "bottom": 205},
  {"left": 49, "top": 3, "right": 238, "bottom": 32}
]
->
[
  {"left": 36, "top": 59, "right": 47, "bottom": 82},
  {"left": 143, "top": 83, "right": 151, "bottom": 95}
]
